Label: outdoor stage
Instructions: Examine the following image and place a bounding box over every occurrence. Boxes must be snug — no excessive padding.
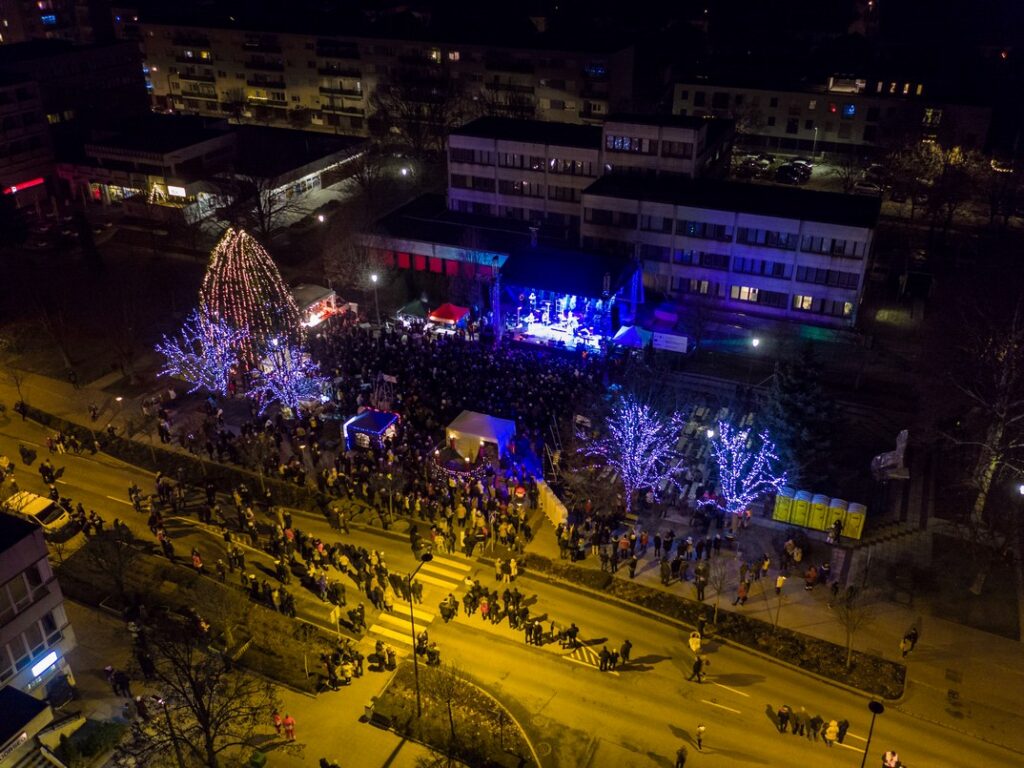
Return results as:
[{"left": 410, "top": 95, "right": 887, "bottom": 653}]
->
[{"left": 503, "top": 291, "right": 611, "bottom": 353}]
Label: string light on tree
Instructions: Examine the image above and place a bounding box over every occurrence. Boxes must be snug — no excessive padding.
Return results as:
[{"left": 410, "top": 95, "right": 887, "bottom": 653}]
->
[
  {"left": 155, "top": 309, "right": 244, "bottom": 395},
  {"left": 199, "top": 227, "right": 301, "bottom": 363},
  {"left": 247, "top": 337, "right": 327, "bottom": 415},
  {"left": 702, "top": 422, "right": 787, "bottom": 516},
  {"left": 578, "top": 394, "right": 687, "bottom": 513}
]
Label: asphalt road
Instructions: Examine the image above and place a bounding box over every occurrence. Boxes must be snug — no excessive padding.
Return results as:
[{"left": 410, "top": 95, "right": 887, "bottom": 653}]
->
[{"left": 0, "top": 415, "right": 1018, "bottom": 768}]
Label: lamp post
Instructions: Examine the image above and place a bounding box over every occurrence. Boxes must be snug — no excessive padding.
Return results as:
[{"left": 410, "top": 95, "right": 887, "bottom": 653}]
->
[
  {"left": 860, "top": 700, "right": 885, "bottom": 768},
  {"left": 812, "top": 126, "right": 819, "bottom": 159},
  {"left": 407, "top": 550, "right": 433, "bottom": 718},
  {"left": 370, "top": 273, "right": 381, "bottom": 327},
  {"left": 746, "top": 336, "right": 761, "bottom": 386}
]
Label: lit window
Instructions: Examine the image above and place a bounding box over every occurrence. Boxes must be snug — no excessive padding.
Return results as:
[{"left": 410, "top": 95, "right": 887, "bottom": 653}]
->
[
  {"left": 200, "top": 50, "right": 211, "bottom": 60},
  {"left": 793, "top": 295, "right": 813, "bottom": 311},
  {"left": 915, "top": 84, "right": 923, "bottom": 96},
  {"left": 730, "top": 285, "right": 759, "bottom": 303},
  {"left": 889, "top": 82, "right": 897, "bottom": 94},
  {"left": 46, "top": 113, "right": 60, "bottom": 124},
  {"left": 844, "top": 302, "right": 853, "bottom": 317},
  {"left": 40, "top": 14, "right": 56, "bottom": 25},
  {"left": 807, "top": 99, "right": 816, "bottom": 110},
  {"left": 903, "top": 83, "right": 910, "bottom": 95},
  {"left": 876, "top": 82, "right": 882, "bottom": 93},
  {"left": 429, "top": 48, "right": 441, "bottom": 63},
  {"left": 842, "top": 103, "right": 856, "bottom": 118},
  {"left": 448, "top": 51, "right": 460, "bottom": 62}
]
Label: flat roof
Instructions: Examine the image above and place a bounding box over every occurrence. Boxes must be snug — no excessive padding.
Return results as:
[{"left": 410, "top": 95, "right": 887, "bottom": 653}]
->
[
  {"left": 584, "top": 175, "right": 881, "bottom": 229},
  {"left": 87, "top": 115, "right": 231, "bottom": 155},
  {"left": 0, "top": 686, "right": 48, "bottom": 745},
  {"left": 235, "top": 126, "right": 363, "bottom": 177},
  {"left": 606, "top": 113, "right": 714, "bottom": 130},
  {"left": 450, "top": 117, "right": 602, "bottom": 150},
  {"left": 0, "top": 512, "right": 38, "bottom": 557}
]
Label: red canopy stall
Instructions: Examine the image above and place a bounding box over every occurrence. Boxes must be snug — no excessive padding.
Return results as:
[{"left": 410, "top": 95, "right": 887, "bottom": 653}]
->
[{"left": 428, "top": 303, "right": 470, "bottom": 327}]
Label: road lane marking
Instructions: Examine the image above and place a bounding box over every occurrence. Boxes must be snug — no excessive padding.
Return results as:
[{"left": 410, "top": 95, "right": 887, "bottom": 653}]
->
[
  {"left": 834, "top": 742, "right": 864, "bottom": 753},
  {"left": 105, "top": 496, "right": 133, "bottom": 506},
  {"left": 564, "top": 655, "right": 619, "bottom": 676},
  {"left": 711, "top": 681, "right": 750, "bottom": 698},
  {"left": 700, "top": 699, "right": 741, "bottom": 714},
  {"left": 845, "top": 733, "right": 867, "bottom": 742}
]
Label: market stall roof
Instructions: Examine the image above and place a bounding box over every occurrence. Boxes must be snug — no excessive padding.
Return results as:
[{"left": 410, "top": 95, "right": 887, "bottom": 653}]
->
[
  {"left": 429, "top": 303, "right": 470, "bottom": 325},
  {"left": 611, "top": 325, "right": 652, "bottom": 348},
  {"left": 446, "top": 410, "right": 517, "bottom": 459},
  {"left": 345, "top": 409, "right": 400, "bottom": 433},
  {"left": 291, "top": 283, "right": 335, "bottom": 310},
  {"left": 397, "top": 299, "right": 429, "bottom": 318}
]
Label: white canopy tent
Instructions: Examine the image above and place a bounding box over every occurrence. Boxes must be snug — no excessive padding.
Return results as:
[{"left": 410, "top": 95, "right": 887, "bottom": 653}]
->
[{"left": 446, "top": 410, "right": 517, "bottom": 461}]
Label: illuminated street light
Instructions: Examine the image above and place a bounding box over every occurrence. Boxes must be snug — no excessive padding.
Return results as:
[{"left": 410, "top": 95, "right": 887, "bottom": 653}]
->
[
  {"left": 317, "top": 214, "right": 325, "bottom": 223},
  {"left": 706, "top": 428, "right": 715, "bottom": 439},
  {"left": 370, "top": 274, "right": 380, "bottom": 326},
  {"left": 751, "top": 337, "right": 761, "bottom": 348}
]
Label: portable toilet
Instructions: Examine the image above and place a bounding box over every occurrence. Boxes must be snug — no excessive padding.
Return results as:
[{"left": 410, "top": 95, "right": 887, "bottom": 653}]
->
[
  {"left": 773, "top": 487, "right": 794, "bottom": 522},
  {"left": 809, "top": 493, "right": 830, "bottom": 530},
  {"left": 791, "top": 490, "right": 811, "bottom": 527},
  {"left": 845, "top": 502, "right": 867, "bottom": 539},
  {"left": 828, "top": 498, "right": 848, "bottom": 533}
]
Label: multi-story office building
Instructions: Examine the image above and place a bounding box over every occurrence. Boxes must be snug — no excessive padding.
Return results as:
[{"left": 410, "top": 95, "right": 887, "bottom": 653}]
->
[
  {"left": 0, "top": 513, "right": 76, "bottom": 700},
  {"left": 446, "top": 114, "right": 733, "bottom": 238},
  {"left": 128, "top": 15, "right": 634, "bottom": 136},
  {"left": 0, "top": 74, "right": 53, "bottom": 207},
  {"left": 673, "top": 75, "right": 991, "bottom": 154},
  {"left": 581, "top": 174, "right": 880, "bottom": 329}
]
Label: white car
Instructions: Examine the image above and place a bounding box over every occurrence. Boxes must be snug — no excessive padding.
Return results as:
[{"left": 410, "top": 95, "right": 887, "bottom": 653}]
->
[
  {"left": 853, "top": 180, "right": 883, "bottom": 195},
  {"left": 2, "top": 491, "right": 70, "bottom": 533}
]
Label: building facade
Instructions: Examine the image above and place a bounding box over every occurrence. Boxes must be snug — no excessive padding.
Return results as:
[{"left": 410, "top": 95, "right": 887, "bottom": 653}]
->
[
  {"left": 0, "top": 514, "right": 76, "bottom": 701},
  {"left": 0, "top": 0, "right": 103, "bottom": 46},
  {"left": 673, "top": 75, "right": 991, "bottom": 154},
  {"left": 0, "top": 74, "right": 52, "bottom": 207},
  {"left": 446, "top": 114, "right": 733, "bottom": 239},
  {"left": 128, "top": 18, "right": 634, "bottom": 136},
  {"left": 581, "top": 175, "right": 880, "bottom": 329}
]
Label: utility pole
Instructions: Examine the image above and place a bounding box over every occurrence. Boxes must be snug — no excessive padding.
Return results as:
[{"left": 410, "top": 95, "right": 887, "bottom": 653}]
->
[{"left": 407, "top": 551, "right": 433, "bottom": 718}]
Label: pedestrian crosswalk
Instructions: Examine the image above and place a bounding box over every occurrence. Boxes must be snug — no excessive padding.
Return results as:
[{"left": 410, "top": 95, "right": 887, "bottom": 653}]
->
[{"left": 366, "top": 555, "right": 472, "bottom": 648}]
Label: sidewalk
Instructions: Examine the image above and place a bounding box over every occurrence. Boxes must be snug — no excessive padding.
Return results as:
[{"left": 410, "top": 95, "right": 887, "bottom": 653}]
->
[
  {"left": 63, "top": 600, "right": 437, "bottom": 768},
  {"left": 526, "top": 513, "right": 1024, "bottom": 754}
]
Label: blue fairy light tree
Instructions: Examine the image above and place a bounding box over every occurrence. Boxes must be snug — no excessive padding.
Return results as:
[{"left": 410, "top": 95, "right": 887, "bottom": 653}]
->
[
  {"left": 703, "top": 422, "right": 787, "bottom": 516},
  {"left": 156, "top": 310, "right": 244, "bottom": 395},
  {"left": 578, "top": 394, "right": 687, "bottom": 513},
  {"left": 246, "top": 338, "right": 326, "bottom": 415}
]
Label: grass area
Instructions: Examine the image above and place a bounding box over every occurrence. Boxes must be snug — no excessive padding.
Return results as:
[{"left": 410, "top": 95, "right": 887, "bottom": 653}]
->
[
  {"left": 57, "top": 540, "right": 332, "bottom": 692},
  {"left": 55, "top": 719, "right": 128, "bottom": 767},
  {"left": 374, "top": 662, "right": 536, "bottom": 768}
]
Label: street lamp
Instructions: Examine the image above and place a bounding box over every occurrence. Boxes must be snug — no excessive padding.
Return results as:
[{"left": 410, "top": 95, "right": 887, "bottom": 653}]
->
[
  {"left": 370, "top": 273, "right": 381, "bottom": 327},
  {"left": 812, "top": 126, "right": 819, "bottom": 159},
  {"left": 860, "top": 700, "right": 885, "bottom": 768},
  {"left": 407, "top": 550, "right": 433, "bottom": 719},
  {"left": 751, "top": 337, "right": 761, "bottom": 348},
  {"left": 706, "top": 428, "right": 715, "bottom": 439}
]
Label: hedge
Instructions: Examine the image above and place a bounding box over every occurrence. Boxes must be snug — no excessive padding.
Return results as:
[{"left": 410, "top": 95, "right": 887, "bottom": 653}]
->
[
  {"left": 22, "top": 403, "right": 320, "bottom": 511},
  {"left": 521, "top": 553, "right": 905, "bottom": 699}
]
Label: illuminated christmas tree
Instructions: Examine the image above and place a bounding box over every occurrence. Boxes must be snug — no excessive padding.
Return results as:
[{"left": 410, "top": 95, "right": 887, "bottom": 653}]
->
[
  {"left": 247, "top": 338, "right": 326, "bottom": 415},
  {"left": 155, "top": 310, "right": 244, "bottom": 395},
  {"left": 703, "top": 422, "right": 787, "bottom": 516},
  {"left": 578, "top": 395, "right": 687, "bottom": 513},
  {"left": 199, "top": 227, "right": 301, "bottom": 363}
]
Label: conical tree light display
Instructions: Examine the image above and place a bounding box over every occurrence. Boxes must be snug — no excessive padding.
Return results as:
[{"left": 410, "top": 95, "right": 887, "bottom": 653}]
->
[{"left": 199, "top": 227, "right": 301, "bottom": 364}]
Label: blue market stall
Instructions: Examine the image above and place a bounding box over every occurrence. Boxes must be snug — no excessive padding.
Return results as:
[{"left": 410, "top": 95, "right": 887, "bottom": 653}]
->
[{"left": 342, "top": 409, "right": 400, "bottom": 450}]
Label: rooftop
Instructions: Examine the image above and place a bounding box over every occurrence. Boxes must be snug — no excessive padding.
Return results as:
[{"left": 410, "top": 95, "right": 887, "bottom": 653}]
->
[
  {"left": 86, "top": 115, "right": 232, "bottom": 156},
  {"left": 583, "top": 175, "right": 881, "bottom": 229},
  {"left": 0, "top": 686, "right": 48, "bottom": 745},
  {"left": 605, "top": 113, "right": 715, "bottom": 130},
  {"left": 450, "top": 117, "right": 602, "bottom": 150},
  {"left": 0, "top": 512, "right": 38, "bottom": 557},
  {"left": 234, "top": 126, "right": 363, "bottom": 178}
]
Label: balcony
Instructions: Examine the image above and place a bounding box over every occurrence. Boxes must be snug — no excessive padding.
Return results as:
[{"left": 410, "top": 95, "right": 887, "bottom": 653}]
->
[
  {"left": 485, "top": 58, "right": 534, "bottom": 75},
  {"left": 178, "top": 71, "right": 216, "bottom": 83},
  {"left": 319, "top": 86, "right": 363, "bottom": 97},
  {"left": 244, "top": 59, "right": 284, "bottom": 72},
  {"left": 248, "top": 97, "right": 288, "bottom": 108},
  {"left": 175, "top": 55, "right": 213, "bottom": 65},
  {"left": 316, "top": 42, "right": 360, "bottom": 60},
  {"left": 181, "top": 91, "right": 219, "bottom": 102},
  {"left": 486, "top": 81, "right": 535, "bottom": 95},
  {"left": 172, "top": 34, "right": 210, "bottom": 47},
  {"left": 322, "top": 103, "right": 365, "bottom": 116},
  {"left": 242, "top": 40, "right": 281, "bottom": 54},
  {"left": 318, "top": 66, "right": 361, "bottom": 78},
  {"left": 247, "top": 79, "right": 286, "bottom": 90}
]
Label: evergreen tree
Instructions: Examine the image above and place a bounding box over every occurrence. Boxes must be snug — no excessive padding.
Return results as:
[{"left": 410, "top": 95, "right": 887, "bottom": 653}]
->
[
  {"left": 757, "top": 345, "right": 839, "bottom": 489},
  {"left": 199, "top": 227, "right": 301, "bottom": 365}
]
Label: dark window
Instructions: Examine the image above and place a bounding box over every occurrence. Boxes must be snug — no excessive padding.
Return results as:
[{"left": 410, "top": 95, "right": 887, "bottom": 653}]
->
[
  {"left": 769, "top": 97, "right": 779, "bottom": 108},
  {"left": 694, "top": 91, "right": 706, "bottom": 107},
  {"left": 804, "top": 119, "right": 814, "bottom": 130},
  {"left": 786, "top": 118, "right": 799, "bottom": 134},
  {"left": 766, "top": 116, "right": 776, "bottom": 127},
  {"left": 866, "top": 106, "right": 880, "bottom": 122},
  {"left": 712, "top": 92, "right": 729, "bottom": 109}
]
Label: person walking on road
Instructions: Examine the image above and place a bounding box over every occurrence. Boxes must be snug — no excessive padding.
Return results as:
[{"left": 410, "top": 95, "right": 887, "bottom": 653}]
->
[
  {"left": 687, "top": 656, "right": 706, "bottom": 683},
  {"left": 282, "top": 713, "right": 296, "bottom": 741},
  {"left": 620, "top": 639, "right": 632, "bottom": 665},
  {"left": 695, "top": 723, "right": 705, "bottom": 751},
  {"left": 901, "top": 626, "right": 919, "bottom": 657},
  {"left": 823, "top": 719, "right": 839, "bottom": 746},
  {"left": 675, "top": 745, "right": 688, "bottom": 767},
  {"left": 272, "top": 711, "right": 282, "bottom": 735},
  {"left": 775, "top": 573, "right": 787, "bottom": 595}
]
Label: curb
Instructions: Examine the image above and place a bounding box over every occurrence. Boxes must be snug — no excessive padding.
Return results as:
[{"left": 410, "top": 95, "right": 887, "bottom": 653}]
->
[{"left": 508, "top": 567, "right": 906, "bottom": 702}]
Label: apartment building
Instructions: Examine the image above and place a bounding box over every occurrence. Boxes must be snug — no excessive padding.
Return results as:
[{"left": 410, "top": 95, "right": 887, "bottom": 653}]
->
[
  {"left": 580, "top": 174, "right": 880, "bottom": 329},
  {"left": 446, "top": 114, "right": 733, "bottom": 238},
  {"left": 0, "top": 514, "right": 76, "bottom": 700},
  {"left": 0, "top": 74, "right": 53, "bottom": 207},
  {"left": 674, "top": 75, "right": 991, "bottom": 154},
  {"left": 0, "top": 0, "right": 104, "bottom": 46},
  {"left": 130, "top": 16, "right": 634, "bottom": 136}
]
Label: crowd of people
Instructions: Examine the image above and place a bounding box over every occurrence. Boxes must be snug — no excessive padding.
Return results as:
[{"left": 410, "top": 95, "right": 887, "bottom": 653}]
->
[{"left": 775, "top": 704, "right": 850, "bottom": 748}]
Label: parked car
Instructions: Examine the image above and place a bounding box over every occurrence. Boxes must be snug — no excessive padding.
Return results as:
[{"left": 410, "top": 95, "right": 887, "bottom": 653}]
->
[
  {"left": 853, "top": 180, "right": 884, "bottom": 195},
  {"left": 775, "top": 166, "right": 806, "bottom": 185},
  {"left": 2, "top": 491, "right": 71, "bottom": 533},
  {"left": 790, "top": 157, "right": 815, "bottom": 169}
]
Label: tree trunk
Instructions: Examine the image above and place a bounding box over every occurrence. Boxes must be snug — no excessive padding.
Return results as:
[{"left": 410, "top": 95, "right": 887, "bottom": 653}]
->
[{"left": 971, "top": 421, "right": 1004, "bottom": 525}]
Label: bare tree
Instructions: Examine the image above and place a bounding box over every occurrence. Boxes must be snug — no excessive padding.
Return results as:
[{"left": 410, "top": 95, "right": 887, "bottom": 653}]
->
[
  {"left": 707, "top": 557, "right": 730, "bottom": 625},
  {"left": 229, "top": 173, "right": 310, "bottom": 242},
  {"left": 832, "top": 586, "right": 879, "bottom": 670},
  {"left": 104, "top": 278, "right": 145, "bottom": 385},
  {"left": 0, "top": 322, "right": 33, "bottom": 405},
  {"left": 829, "top": 153, "right": 865, "bottom": 194},
  {"left": 81, "top": 524, "right": 141, "bottom": 603},
  {"left": 116, "top": 617, "right": 288, "bottom": 768},
  {"left": 34, "top": 295, "right": 76, "bottom": 373},
  {"left": 927, "top": 146, "right": 984, "bottom": 245}
]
